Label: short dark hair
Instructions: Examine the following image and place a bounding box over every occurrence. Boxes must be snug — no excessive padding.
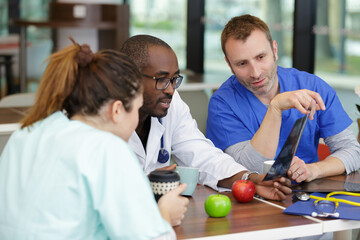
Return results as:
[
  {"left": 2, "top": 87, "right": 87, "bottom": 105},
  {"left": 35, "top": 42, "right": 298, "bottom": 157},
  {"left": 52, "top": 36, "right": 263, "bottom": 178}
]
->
[
  {"left": 221, "top": 14, "right": 273, "bottom": 56},
  {"left": 120, "top": 35, "right": 172, "bottom": 71}
]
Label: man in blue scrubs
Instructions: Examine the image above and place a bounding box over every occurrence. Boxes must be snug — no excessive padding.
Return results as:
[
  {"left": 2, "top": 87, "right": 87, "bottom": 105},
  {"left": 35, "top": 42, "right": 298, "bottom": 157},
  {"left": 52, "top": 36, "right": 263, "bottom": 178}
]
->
[{"left": 207, "top": 14, "right": 360, "bottom": 183}]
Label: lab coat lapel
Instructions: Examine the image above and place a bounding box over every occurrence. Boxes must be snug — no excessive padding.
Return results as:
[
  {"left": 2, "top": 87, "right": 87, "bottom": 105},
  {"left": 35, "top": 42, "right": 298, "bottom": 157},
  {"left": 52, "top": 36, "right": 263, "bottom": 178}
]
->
[
  {"left": 145, "top": 117, "right": 165, "bottom": 170},
  {"left": 128, "top": 131, "right": 146, "bottom": 167}
]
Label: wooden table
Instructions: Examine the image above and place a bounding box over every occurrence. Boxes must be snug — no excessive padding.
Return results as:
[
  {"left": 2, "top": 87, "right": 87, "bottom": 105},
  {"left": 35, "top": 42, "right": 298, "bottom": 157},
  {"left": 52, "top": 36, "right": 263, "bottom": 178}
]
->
[
  {"left": 0, "top": 107, "right": 29, "bottom": 154},
  {"left": 0, "top": 107, "right": 29, "bottom": 133},
  {"left": 174, "top": 172, "right": 360, "bottom": 239},
  {"left": 0, "top": 107, "right": 28, "bottom": 123}
]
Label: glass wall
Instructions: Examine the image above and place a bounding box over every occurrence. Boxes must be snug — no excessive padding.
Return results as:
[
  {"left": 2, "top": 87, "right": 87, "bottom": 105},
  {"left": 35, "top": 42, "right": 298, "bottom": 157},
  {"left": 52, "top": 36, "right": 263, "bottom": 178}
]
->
[
  {"left": 0, "top": 0, "right": 53, "bottom": 93},
  {"left": 314, "top": 0, "right": 360, "bottom": 76},
  {"left": 21, "top": 0, "right": 53, "bottom": 91},
  {"left": 0, "top": 0, "right": 7, "bottom": 36},
  {"left": 313, "top": 0, "right": 360, "bottom": 134},
  {"left": 20, "top": 0, "right": 52, "bottom": 41},
  {"left": 128, "top": 0, "right": 187, "bottom": 69},
  {"left": 204, "top": 0, "right": 295, "bottom": 83}
]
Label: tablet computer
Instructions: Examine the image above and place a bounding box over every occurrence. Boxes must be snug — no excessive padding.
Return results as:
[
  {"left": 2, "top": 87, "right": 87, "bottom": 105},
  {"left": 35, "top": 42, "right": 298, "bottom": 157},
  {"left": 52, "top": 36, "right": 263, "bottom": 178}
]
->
[
  {"left": 292, "top": 174, "right": 360, "bottom": 193},
  {"left": 262, "top": 113, "right": 309, "bottom": 181}
]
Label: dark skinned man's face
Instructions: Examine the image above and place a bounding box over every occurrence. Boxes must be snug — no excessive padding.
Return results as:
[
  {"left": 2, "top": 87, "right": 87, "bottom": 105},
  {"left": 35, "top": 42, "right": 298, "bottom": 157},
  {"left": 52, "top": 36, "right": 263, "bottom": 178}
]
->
[{"left": 140, "top": 46, "right": 180, "bottom": 118}]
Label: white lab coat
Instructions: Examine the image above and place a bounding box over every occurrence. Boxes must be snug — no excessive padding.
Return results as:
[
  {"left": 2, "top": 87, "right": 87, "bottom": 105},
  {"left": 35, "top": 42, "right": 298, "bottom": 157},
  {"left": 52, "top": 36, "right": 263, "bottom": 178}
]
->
[{"left": 128, "top": 91, "right": 246, "bottom": 190}]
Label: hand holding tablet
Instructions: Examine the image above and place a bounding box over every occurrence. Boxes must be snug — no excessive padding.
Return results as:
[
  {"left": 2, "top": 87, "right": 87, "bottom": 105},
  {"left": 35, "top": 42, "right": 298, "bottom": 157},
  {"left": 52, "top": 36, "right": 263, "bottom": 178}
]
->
[{"left": 262, "top": 113, "right": 310, "bottom": 182}]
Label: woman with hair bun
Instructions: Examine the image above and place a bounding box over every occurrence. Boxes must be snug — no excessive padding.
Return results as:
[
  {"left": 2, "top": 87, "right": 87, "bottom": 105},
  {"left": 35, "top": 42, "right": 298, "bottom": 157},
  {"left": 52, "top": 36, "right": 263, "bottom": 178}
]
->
[{"left": 0, "top": 38, "right": 188, "bottom": 239}]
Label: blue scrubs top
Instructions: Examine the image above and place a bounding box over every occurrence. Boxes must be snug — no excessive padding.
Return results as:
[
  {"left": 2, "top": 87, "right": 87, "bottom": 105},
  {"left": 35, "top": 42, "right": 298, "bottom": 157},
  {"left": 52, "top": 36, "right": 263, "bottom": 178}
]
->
[{"left": 207, "top": 66, "right": 352, "bottom": 163}]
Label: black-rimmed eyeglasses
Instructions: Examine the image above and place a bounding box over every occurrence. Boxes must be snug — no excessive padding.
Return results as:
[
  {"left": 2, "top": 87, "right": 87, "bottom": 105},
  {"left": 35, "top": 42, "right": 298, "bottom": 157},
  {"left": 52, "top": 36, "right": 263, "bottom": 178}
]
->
[{"left": 142, "top": 74, "right": 183, "bottom": 90}]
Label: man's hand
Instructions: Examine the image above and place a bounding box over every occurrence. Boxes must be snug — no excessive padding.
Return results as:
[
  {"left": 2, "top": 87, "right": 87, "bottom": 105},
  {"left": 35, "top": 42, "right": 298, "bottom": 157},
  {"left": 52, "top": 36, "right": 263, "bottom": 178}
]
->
[
  {"left": 270, "top": 89, "right": 326, "bottom": 120},
  {"left": 252, "top": 89, "right": 325, "bottom": 160},
  {"left": 250, "top": 174, "right": 292, "bottom": 201},
  {"left": 156, "top": 163, "right": 177, "bottom": 171},
  {"left": 288, "top": 156, "right": 315, "bottom": 183},
  {"left": 218, "top": 172, "right": 292, "bottom": 201},
  {"left": 147, "top": 164, "right": 177, "bottom": 177}
]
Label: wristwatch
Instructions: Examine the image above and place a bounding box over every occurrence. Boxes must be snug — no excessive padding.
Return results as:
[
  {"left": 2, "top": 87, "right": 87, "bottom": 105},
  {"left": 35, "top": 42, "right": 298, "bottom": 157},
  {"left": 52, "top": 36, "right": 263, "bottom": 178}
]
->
[{"left": 241, "top": 171, "right": 259, "bottom": 181}]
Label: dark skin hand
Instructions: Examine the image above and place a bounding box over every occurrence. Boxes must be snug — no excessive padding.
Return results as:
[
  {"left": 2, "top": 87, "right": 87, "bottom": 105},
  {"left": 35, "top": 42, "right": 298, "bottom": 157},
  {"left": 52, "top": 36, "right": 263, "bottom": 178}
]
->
[
  {"left": 157, "top": 163, "right": 177, "bottom": 171},
  {"left": 218, "top": 171, "right": 292, "bottom": 201},
  {"left": 158, "top": 165, "right": 292, "bottom": 201}
]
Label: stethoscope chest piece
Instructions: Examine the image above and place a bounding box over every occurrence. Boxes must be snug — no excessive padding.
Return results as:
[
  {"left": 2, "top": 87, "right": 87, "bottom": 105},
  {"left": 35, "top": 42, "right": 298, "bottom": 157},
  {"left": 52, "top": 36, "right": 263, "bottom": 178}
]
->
[
  {"left": 296, "top": 192, "right": 311, "bottom": 201},
  {"left": 157, "top": 118, "right": 169, "bottom": 163},
  {"left": 158, "top": 148, "right": 170, "bottom": 163}
]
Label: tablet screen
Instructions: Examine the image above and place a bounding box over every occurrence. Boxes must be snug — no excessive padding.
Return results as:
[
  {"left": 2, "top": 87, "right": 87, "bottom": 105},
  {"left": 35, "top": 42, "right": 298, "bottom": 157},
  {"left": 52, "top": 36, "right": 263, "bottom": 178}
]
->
[{"left": 263, "top": 114, "right": 309, "bottom": 181}]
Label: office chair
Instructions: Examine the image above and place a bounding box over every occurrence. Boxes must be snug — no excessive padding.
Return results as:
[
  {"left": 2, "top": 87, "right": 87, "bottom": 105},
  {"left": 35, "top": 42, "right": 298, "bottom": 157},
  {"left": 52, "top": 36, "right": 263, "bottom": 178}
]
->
[
  {"left": 0, "top": 93, "right": 35, "bottom": 107},
  {"left": 317, "top": 143, "right": 331, "bottom": 161},
  {"left": 178, "top": 90, "right": 209, "bottom": 135}
]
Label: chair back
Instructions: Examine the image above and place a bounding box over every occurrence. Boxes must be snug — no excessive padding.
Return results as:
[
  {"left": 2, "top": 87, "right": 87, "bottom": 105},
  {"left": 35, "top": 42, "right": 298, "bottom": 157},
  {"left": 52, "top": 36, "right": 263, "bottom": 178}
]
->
[
  {"left": 317, "top": 143, "right": 331, "bottom": 161},
  {"left": 0, "top": 123, "right": 19, "bottom": 155},
  {"left": 178, "top": 90, "right": 209, "bottom": 135},
  {"left": 0, "top": 93, "right": 35, "bottom": 107},
  {"left": 0, "top": 131, "right": 13, "bottom": 155}
]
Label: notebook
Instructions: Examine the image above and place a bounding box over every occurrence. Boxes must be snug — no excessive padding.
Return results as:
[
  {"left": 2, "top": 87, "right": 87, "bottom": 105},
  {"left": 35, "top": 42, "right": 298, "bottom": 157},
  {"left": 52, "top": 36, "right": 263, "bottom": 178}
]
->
[{"left": 263, "top": 113, "right": 309, "bottom": 181}]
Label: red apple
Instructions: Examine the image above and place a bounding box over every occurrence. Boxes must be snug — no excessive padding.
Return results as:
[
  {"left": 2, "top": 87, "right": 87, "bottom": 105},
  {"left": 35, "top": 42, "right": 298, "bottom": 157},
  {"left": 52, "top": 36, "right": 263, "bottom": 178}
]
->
[{"left": 232, "top": 180, "right": 256, "bottom": 203}]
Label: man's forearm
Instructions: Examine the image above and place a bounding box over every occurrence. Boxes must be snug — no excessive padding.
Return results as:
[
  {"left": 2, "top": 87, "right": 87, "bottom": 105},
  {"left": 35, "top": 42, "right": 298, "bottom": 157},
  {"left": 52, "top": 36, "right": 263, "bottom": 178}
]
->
[
  {"left": 217, "top": 171, "right": 248, "bottom": 189},
  {"left": 325, "top": 127, "right": 360, "bottom": 174},
  {"left": 307, "top": 156, "right": 346, "bottom": 181},
  {"left": 250, "top": 104, "right": 282, "bottom": 159},
  {"left": 225, "top": 141, "right": 272, "bottom": 173}
]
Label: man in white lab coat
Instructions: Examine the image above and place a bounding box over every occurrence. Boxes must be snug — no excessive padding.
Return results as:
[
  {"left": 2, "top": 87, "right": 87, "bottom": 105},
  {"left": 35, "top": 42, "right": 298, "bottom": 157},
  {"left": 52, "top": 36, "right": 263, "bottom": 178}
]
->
[{"left": 121, "top": 34, "right": 292, "bottom": 200}]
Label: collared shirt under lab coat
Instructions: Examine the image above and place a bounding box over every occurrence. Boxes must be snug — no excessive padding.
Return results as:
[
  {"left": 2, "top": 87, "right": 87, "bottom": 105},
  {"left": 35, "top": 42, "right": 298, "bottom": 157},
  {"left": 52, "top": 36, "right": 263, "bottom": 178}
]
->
[{"left": 128, "top": 91, "right": 246, "bottom": 190}]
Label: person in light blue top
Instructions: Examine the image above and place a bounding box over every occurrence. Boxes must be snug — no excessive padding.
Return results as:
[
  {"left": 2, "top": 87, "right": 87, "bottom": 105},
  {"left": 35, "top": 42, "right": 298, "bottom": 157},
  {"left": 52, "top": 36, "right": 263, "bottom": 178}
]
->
[
  {"left": 207, "top": 14, "right": 360, "bottom": 183},
  {"left": 0, "top": 38, "right": 189, "bottom": 239}
]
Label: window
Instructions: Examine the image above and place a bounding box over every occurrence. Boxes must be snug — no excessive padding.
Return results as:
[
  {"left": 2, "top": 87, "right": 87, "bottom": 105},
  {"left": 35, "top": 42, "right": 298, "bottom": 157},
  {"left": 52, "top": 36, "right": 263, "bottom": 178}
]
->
[
  {"left": 204, "top": 0, "right": 294, "bottom": 83},
  {"left": 128, "top": 0, "right": 187, "bottom": 69},
  {"left": 314, "top": 0, "right": 360, "bottom": 80},
  {"left": 0, "top": 0, "right": 7, "bottom": 36},
  {"left": 313, "top": 0, "right": 360, "bottom": 134}
]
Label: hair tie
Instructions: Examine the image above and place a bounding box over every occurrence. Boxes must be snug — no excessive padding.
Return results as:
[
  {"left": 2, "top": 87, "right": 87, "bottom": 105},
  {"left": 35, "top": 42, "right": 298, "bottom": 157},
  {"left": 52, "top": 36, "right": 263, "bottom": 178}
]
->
[
  {"left": 77, "top": 44, "right": 94, "bottom": 67},
  {"left": 68, "top": 36, "right": 94, "bottom": 67}
]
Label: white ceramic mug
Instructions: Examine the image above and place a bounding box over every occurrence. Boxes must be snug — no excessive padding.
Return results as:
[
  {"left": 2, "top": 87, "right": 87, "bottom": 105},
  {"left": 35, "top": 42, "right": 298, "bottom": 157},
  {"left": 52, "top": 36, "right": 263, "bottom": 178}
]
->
[{"left": 263, "top": 160, "right": 275, "bottom": 174}]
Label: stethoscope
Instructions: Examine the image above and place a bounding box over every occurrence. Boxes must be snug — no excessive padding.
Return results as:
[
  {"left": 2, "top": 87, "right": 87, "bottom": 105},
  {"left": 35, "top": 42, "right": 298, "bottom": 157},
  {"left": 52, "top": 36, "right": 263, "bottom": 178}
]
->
[
  {"left": 296, "top": 191, "right": 360, "bottom": 218},
  {"left": 157, "top": 118, "right": 170, "bottom": 163}
]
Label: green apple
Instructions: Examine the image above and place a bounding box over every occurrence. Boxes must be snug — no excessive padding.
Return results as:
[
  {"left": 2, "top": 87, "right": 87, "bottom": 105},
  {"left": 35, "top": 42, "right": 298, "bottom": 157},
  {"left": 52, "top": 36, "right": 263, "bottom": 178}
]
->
[{"left": 204, "top": 194, "right": 231, "bottom": 218}]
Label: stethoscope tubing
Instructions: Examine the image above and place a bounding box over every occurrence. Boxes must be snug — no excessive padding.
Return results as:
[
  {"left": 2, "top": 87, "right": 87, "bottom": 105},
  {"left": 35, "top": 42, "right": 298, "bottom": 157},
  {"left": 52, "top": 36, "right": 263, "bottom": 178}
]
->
[
  {"left": 309, "top": 191, "right": 360, "bottom": 207},
  {"left": 157, "top": 118, "right": 170, "bottom": 163}
]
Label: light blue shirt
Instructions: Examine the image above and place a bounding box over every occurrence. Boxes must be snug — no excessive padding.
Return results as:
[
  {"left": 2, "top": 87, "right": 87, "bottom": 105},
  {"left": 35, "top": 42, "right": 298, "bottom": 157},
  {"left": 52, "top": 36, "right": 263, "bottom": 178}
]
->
[{"left": 0, "top": 111, "right": 172, "bottom": 239}]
